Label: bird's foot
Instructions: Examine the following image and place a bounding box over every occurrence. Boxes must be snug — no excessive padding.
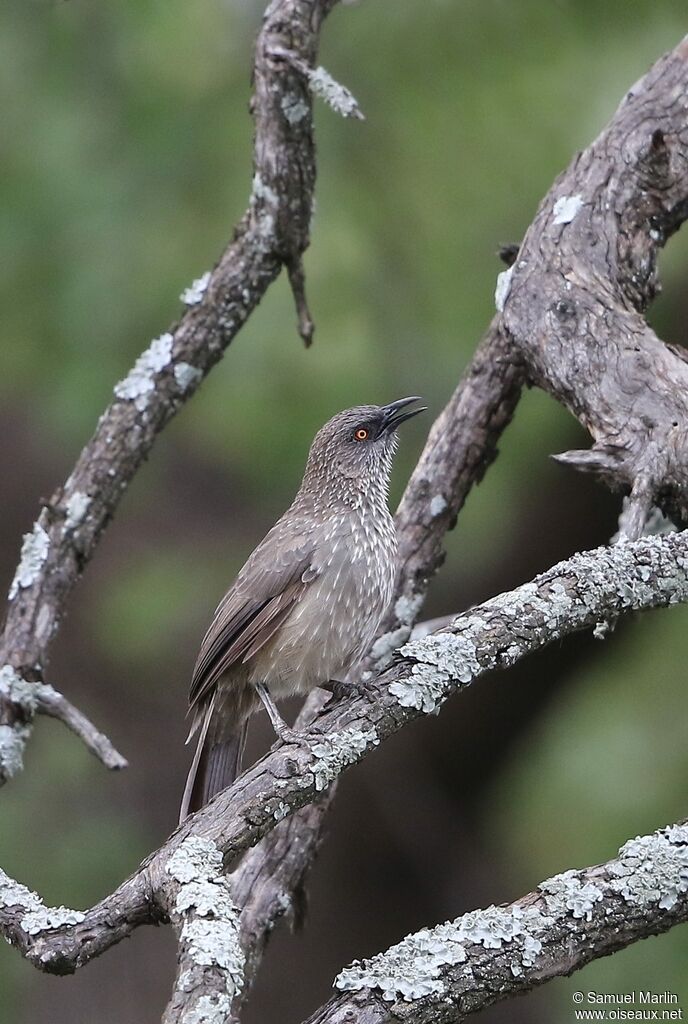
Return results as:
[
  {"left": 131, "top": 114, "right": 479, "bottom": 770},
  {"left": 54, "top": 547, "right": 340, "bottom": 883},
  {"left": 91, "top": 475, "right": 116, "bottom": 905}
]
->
[
  {"left": 272, "top": 722, "right": 303, "bottom": 746},
  {"left": 321, "top": 678, "right": 367, "bottom": 702},
  {"left": 255, "top": 682, "right": 302, "bottom": 745}
]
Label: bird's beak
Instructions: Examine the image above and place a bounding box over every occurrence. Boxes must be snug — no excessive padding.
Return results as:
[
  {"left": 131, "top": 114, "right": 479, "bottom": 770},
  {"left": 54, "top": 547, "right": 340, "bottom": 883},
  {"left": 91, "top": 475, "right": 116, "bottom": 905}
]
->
[{"left": 380, "top": 396, "right": 427, "bottom": 433}]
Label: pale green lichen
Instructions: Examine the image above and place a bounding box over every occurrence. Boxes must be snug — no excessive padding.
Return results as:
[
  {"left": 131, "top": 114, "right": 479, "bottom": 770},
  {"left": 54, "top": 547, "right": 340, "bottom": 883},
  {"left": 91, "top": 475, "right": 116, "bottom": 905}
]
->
[
  {"left": 0, "top": 869, "right": 38, "bottom": 912},
  {"left": 167, "top": 837, "right": 223, "bottom": 885},
  {"left": 177, "top": 970, "right": 193, "bottom": 992},
  {"left": 310, "top": 726, "right": 378, "bottom": 791},
  {"left": 429, "top": 494, "right": 447, "bottom": 518},
  {"left": 22, "top": 906, "right": 86, "bottom": 935},
  {"left": 250, "top": 174, "right": 278, "bottom": 242},
  {"left": 393, "top": 626, "right": 483, "bottom": 713},
  {"left": 180, "top": 272, "right": 210, "bottom": 306},
  {"left": 64, "top": 491, "right": 90, "bottom": 530},
  {"left": 182, "top": 993, "right": 232, "bottom": 1024},
  {"left": 0, "top": 667, "right": 39, "bottom": 778},
  {"left": 553, "top": 193, "right": 584, "bottom": 225},
  {"left": 273, "top": 800, "right": 289, "bottom": 821},
  {"left": 114, "top": 333, "right": 173, "bottom": 411},
  {"left": 540, "top": 870, "right": 603, "bottom": 921},
  {"left": 369, "top": 626, "right": 408, "bottom": 671},
  {"left": 176, "top": 881, "right": 229, "bottom": 918},
  {"left": 394, "top": 593, "right": 423, "bottom": 628},
  {"left": 494, "top": 266, "right": 513, "bottom": 312},
  {"left": 0, "top": 867, "right": 85, "bottom": 935},
  {"left": 0, "top": 666, "right": 38, "bottom": 713},
  {"left": 180, "top": 918, "right": 243, "bottom": 991},
  {"left": 174, "top": 363, "right": 203, "bottom": 392},
  {"left": 167, "top": 837, "right": 245, "bottom": 1004},
  {"left": 8, "top": 523, "right": 50, "bottom": 599},
  {"left": 609, "top": 828, "right": 688, "bottom": 911},
  {"left": 0, "top": 724, "right": 30, "bottom": 779},
  {"left": 307, "top": 66, "right": 363, "bottom": 119},
  {"left": 251, "top": 173, "right": 278, "bottom": 207},
  {"left": 281, "top": 93, "right": 309, "bottom": 125},
  {"left": 335, "top": 904, "right": 546, "bottom": 1002}
]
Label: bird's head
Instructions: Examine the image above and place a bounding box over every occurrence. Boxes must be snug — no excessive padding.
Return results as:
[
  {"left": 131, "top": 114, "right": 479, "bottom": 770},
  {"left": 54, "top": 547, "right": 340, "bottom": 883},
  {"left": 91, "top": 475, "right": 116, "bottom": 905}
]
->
[{"left": 302, "top": 397, "right": 426, "bottom": 500}]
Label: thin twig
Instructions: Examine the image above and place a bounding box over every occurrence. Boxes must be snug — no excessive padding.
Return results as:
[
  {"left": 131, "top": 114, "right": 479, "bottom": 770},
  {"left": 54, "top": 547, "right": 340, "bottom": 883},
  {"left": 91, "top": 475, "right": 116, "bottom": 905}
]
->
[{"left": 36, "top": 686, "right": 127, "bottom": 771}]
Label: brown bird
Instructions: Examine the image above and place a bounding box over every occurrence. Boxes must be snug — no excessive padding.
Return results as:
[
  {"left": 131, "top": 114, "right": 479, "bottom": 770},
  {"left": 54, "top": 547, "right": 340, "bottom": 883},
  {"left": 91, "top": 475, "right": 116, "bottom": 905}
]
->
[{"left": 180, "top": 398, "right": 425, "bottom": 821}]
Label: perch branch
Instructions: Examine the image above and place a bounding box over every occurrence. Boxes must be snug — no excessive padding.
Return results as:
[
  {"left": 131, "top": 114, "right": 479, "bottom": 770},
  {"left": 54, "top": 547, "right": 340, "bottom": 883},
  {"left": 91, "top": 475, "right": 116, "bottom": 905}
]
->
[{"left": 0, "top": 531, "right": 686, "bottom": 987}]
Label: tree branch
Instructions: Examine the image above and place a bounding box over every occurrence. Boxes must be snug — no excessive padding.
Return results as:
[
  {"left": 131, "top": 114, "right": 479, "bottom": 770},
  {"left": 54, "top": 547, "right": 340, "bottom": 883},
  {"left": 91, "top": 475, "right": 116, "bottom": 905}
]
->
[
  {"left": 1, "top": 531, "right": 686, "bottom": 987},
  {"left": 34, "top": 685, "right": 128, "bottom": 771},
  {"left": 0, "top": 0, "right": 343, "bottom": 783},
  {"left": 305, "top": 821, "right": 688, "bottom": 1023},
  {"left": 0, "top": 667, "right": 127, "bottom": 779}
]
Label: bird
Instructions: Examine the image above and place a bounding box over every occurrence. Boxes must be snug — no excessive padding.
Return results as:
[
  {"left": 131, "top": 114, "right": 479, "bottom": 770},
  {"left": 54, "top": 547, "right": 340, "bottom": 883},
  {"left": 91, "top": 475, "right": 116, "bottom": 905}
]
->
[{"left": 179, "top": 397, "right": 425, "bottom": 821}]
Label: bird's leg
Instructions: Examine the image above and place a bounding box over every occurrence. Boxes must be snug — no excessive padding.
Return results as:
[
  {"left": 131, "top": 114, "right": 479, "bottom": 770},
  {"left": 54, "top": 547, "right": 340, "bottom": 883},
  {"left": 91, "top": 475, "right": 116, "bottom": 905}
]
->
[{"left": 254, "top": 683, "right": 300, "bottom": 744}]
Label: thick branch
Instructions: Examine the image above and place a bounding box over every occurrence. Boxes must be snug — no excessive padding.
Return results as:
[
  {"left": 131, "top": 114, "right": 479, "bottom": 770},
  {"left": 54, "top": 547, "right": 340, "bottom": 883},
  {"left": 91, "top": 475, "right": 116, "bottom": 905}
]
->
[
  {"left": 0, "top": 0, "right": 341, "bottom": 781},
  {"left": 306, "top": 822, "right": 688, "bottom": 1023},
  {"left": 1, "top": 531, "right": 686, "bottom": 978},
  {"left": 501, "top": 35, "right": 688, "bottom": 533},
  {"left": 161, "top": 838, "right": 245, "bottom": 1024}
]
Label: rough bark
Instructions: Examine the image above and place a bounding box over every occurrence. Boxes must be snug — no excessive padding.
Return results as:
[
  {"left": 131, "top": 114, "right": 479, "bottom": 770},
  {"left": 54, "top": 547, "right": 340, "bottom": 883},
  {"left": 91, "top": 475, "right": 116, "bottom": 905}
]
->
[{"left": 501, "top": 36, "right": 688, "bottom": 535}]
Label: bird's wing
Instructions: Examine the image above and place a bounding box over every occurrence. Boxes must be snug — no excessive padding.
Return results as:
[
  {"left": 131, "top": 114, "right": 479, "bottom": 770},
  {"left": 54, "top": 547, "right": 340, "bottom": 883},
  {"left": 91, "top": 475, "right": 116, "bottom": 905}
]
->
[{"left": 188, "top": 526, "right": 318, "bottom": 711}]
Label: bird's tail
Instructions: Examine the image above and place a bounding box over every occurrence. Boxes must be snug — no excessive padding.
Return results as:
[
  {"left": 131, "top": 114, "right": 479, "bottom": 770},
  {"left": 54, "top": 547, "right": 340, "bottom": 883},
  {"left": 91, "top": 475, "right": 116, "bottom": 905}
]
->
[{"left": 179, "top": 695, "right": 248, "bottom": 823}]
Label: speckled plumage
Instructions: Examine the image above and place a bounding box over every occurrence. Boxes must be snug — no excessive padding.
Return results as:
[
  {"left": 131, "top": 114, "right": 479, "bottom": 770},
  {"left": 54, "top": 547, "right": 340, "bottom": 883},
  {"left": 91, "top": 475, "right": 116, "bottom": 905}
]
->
[{"left": 180, "top": 400, "right": 423, "bottom": 821}]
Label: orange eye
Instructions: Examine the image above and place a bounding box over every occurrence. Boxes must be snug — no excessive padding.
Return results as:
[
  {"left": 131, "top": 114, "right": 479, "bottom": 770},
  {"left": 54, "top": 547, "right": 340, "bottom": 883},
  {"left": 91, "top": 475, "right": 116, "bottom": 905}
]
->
[{"left": 354, "top": 427, "right": 369, "bottom": 441}]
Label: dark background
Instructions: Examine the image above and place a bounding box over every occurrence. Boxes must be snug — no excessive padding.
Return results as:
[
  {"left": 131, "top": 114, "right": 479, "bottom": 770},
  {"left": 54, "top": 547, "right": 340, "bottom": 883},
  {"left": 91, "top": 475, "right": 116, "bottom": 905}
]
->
[{"left": 1, "top": 1, "right": 688, "bottom": 1022}]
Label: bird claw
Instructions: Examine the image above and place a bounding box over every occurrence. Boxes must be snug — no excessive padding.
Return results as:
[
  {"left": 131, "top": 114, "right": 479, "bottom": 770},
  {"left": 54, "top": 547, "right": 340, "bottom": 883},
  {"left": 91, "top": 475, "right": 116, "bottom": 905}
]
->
[
  {"left": 322, "top": 679, "right": 366, "bottom": 702},
  {"left": 274, "top": 724, "right": 303, "bottom": 746}
]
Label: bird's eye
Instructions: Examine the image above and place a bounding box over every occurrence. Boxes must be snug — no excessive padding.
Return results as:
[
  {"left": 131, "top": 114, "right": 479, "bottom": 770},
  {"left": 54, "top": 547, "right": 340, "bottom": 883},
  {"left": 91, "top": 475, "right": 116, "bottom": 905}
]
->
[{"left": 354, "top": 427, "right": 369, "bottom": 442}]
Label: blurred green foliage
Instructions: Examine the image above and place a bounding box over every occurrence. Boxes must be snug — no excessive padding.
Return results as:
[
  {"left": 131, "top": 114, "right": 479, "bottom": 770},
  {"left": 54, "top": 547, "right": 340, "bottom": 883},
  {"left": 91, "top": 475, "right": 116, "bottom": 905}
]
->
[{"left": 1, "top": 1, "right": 688, "bottom": 1022}]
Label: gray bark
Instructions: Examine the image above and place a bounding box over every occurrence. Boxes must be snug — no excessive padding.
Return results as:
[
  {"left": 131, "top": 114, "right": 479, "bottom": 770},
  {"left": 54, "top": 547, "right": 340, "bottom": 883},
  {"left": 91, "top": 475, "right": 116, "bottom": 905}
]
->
[{"left": 502, "top": 37, "right": 688, "bottom": 535}]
